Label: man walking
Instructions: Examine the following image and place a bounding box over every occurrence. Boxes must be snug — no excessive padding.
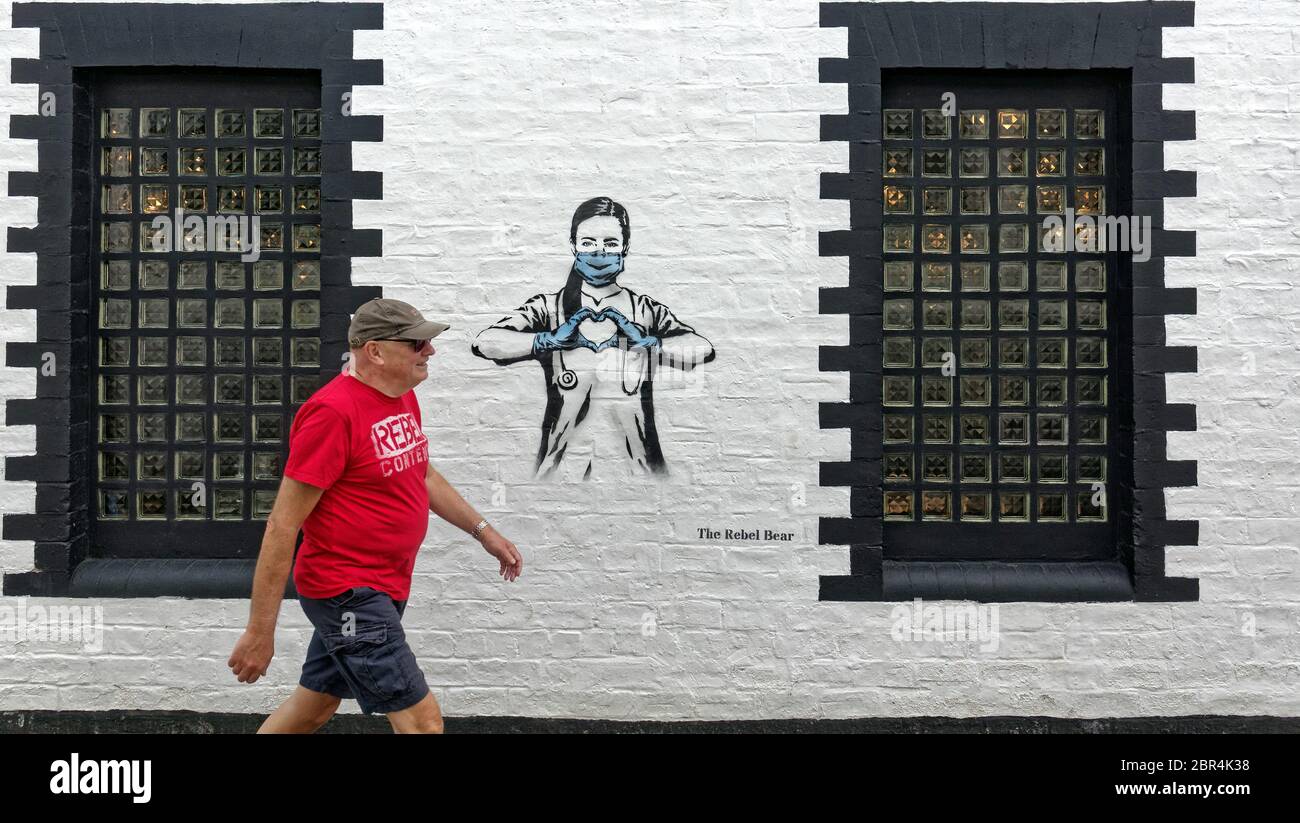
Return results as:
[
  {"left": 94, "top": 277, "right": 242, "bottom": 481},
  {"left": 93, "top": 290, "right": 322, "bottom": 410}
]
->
[{"left": 228, "top": 298, "right": 523, "bottom": 733}]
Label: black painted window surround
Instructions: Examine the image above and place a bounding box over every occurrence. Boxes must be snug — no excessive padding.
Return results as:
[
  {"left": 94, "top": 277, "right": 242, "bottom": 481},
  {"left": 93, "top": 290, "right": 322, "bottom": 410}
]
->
[{"left": 3, "top": 3, "right": 385, "bottom": 598}]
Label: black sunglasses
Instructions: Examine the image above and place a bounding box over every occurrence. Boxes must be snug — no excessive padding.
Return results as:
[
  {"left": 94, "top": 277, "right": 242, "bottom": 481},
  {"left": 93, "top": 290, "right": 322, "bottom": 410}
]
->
[{"left": 377, "top": 338, "right": 430, "bottom": 351}]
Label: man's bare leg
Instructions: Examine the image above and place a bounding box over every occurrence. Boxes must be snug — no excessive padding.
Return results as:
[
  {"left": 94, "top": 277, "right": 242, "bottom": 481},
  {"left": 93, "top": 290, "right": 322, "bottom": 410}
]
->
[
  {"left": 258, "top": 685, "right": 343, "bottom": 733},
  {"left": 387, "top": 691, "right": 444, "bottom": 734}
]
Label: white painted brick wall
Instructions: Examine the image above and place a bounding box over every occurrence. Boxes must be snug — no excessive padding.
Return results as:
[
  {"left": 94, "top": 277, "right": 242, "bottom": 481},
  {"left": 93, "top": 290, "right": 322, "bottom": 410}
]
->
[{"left": 0, "top": 0, "right": 1296, "bottom": 720}]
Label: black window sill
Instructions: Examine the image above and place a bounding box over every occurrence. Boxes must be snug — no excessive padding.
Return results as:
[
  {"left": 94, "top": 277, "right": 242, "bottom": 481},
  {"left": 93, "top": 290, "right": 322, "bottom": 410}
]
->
[
  {"left": 823, "top": 560, "right": 1134, "bottom": 602},
  {"left": 68, "top": 558, "right": 293, "bottom": 599}
]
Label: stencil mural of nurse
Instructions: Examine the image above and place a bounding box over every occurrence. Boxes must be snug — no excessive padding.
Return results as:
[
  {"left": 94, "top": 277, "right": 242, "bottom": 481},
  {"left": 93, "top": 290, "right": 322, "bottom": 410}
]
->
[{"left": 473, "top": 197, "right": 715, "bottom": 480}]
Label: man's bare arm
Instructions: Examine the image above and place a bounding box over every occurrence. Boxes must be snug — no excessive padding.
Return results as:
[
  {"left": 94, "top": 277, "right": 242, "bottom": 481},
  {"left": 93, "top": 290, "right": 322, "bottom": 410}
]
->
[
  {"left": 426, "top": 461, "right": 524, "bottom": 582},
  {"left": 228, "top": 476, "right": 325, "bottom": 684}
]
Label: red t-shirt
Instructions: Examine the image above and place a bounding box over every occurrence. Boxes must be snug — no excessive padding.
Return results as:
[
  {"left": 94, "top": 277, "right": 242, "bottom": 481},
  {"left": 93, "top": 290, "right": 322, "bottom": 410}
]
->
[{"left": 285, "top": 371, "right": 430, "bottom": 601}]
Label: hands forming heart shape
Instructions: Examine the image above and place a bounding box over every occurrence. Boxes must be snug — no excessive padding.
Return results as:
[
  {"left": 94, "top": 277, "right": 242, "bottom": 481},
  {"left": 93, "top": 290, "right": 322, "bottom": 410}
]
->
[{"left": 563, "top": 306, "right": 661, "bottom": 353}]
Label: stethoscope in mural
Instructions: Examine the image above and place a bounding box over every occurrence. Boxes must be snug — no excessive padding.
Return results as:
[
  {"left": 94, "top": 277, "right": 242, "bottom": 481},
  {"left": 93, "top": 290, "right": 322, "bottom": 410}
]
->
[{"left": 472, "top": 197, "right": 716, "bottom": 478}]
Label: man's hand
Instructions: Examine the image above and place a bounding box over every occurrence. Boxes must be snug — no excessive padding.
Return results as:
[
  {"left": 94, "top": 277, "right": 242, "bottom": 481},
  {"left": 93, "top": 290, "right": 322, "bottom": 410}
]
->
[
  {"left": 228, "top": 629, "right": 275, "bottom": 684},
  {"left": 479, "top": 526, "right": 523, "bottom": 582}
]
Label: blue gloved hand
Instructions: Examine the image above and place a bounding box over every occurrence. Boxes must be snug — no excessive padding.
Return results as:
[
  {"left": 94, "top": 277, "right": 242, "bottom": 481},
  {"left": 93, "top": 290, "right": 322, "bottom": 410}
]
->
[
  {"left": 598, "top": 307, "right": 661, "bottom": 350},
  {"left": 533, "top": 306, "right": 598, "bottom": 355}
]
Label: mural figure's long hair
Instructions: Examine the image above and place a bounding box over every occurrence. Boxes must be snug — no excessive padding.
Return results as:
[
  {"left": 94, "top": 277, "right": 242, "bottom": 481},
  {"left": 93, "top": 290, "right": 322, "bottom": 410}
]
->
[{"left": 561, "top": 197, "right": 631, "bottom": 318}]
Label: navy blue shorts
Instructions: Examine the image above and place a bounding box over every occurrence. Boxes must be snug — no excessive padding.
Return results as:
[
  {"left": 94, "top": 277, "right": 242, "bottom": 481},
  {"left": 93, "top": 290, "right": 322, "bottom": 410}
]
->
[{"left": 297, "top": 586, "right": 430, "bottom": 715}]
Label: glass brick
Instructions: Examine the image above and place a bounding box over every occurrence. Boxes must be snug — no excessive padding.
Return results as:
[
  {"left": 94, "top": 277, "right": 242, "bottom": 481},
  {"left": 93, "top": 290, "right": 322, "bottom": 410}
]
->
[
  {"left": 1038, "top": 299, "right": 1068, "bottom": 330},
  {"left": 1076, "top": 261, "right": 1106, "bottom": 292},
  {"left": 997, "top": 147, "right": 1026, "bottom": 177},
  {"left": 293, "top": 261, "right": 321, "bottom": 290},
  {"left": 920, "top": 263, "right": 951, "bottom": 292},
  {"left": 883, "top": 337, "right": 914, "bottom": 368},
  {"left": 999, "top": 374, "right": 1029, "bottom": 406},
  {"left": 1037, "top": 261, "right": 1068, "bottom": 291},
  {"left": 137, "top": 299, "right": 167, "bottom": 328},
  {"left": 961, "top": 493, "right": 991, "bottom": 522},
  {"left": 214, "top": 488, "right": 244, "bottom": 521},
  {"left": 215, "top": 338, "right": 245, "bottom": 367},
  {"left": 997, "top": 109, "right": 1027, "bottom": 139},
  {"left": 253, "top": 452, "right": 282, "bottom": 481},
  {"left": 294, "top": 185, "right": 321, "bottom": 213},
  {"left": 100, "top": 451, "right": 130, "bottom": 481},
  {"left": 921, "top": 376, "right": 951, "bottom": 406},
  {"left": 958, "top": 148, "right": 987, "bottom": 178},
  {"left": 884, "top": 185, "right": 913, "bottom": 214},
  {"left": 1076, "top": 186, "right": 1104, "bottom": 215},
  {"left": 959, "top": 187, "right": 989, "bottom": 215},
  {"left": 256, "top": 186, "right": 283, "bottom": 214},
  {"left": 100, "top": 414, "right": 129, "bottom": 443},
  {"left": 1038, "top": 376, "right": 1066, "bottom": 406},
  {"left": 1037, "top": 338, "right": 1068, "bottom": 368},
  {"left": 1077, "top": 491, "right": 1107, "bottom": 522},
  {"left": 293, "top": 338, "right": 321, "bottom": 366},
  {"left": 217, "top": 147, "right": 246, "bottom": 176},
  {"left": 1077, "top": 300, "right": 1106, "bottom": 330},
  {"left": 960, "top": 262, "right": 989, "bottom": 292},
  {"left": 180, "top": 147, "right": 208, "bottom": 175},
  {"left": 217, "top": 108, "right": 246, "bottom": 138},
  {"left": 1077, "top": 375, "right": 1106, "bottom": 405},
  {"left": 254, "top": 375, "right": 284, "bottom": 405},
  {"left": 922, "top": 149, "right": 950, "bottom": 177},
  {"left": 923, "top": 452, "right": 951, "bottom": 482},
  {"left": 921, "top": 110, "right": 949, "bottom": 139},
  {"left": 884, "top": 149, "right": 912, "bottom": 177},
  {"left": 1036, "top": 148, "right": 1064, "bottom": 177},
  {"left": 176, "top": 374, "right": 206, "bottom": 404},
  {"left": 883, "top": 376, "right": 913, "bottom": 406},
  {"left": 922, "top": 414, "right": 951, "bottom": 444},
  {"left": 960, "top": 375, "right": 990, "bottom": 406},
  {"left": 1078, "top": 415, "right": 1106, "bottom": 445},
  {"left": 999, "top": 492, "right": 1029, "bottom": 522},
  {"left": 1038, "top": 493, "right": 1067, "bottom": 522},
  {"left": 999, "top": 338, "right": 1028, "bottom": 368},
  {"left": 883, "top": 299, "right": 913, "bottom": 330},
  {"left": 254, "top": 414, "right": 284, "bottom": 443},
  {"left": 103, "top": 222, "right": 132, "bottom": 252},
  {"left": 884, "top": 224, "right": 913, "bottom": 253},
  {"left": 922, "top": 224, "right": 950, "bottom": 254},
  {"left": 139, "top": 260, "right": 169, "bottom": 290},
  {"left": 254, "top": 108, "right": 284, "bottom": 139},
  {"left": 884, "top": 491, "right": 913, "bottom": 521},
  {"left": 215, "top": 261, "right": 245, "bottom": 290},
  {"left": 140, "top": 184, "right": 169, "bottom": 214},
  {"left": 883, "top": 414, "right": 912, "bottom": 444},
  {"left": 1078, "top": 455, "right": 1107, "bottom": 483},
  {"left": 102, "top": 108, "right": 132, "bottom": 138},
  {"left": 293, "top": 224, "right": 321, "bottom": 252},
  {"left": 178, "top": 261, "right": 208, "bottom": 289},
  {"left": 959, "top": 224, "right": 988, "bottom": 254},
  {"left": 253, "top": 489, "right": 278, "bottom": 520},
  {"left": 1037, "top": 415, "right": 1068, "bottom": 446},
  {"left": 179, "top": 108, "right": 207, "bottom": 138},
  {"left": 883, "top": 109, "right": 912, "bottom": 140},
  {"left": 922, "top": 300, "right": 952, "bottom": 329},
  {"left": 218, "top": 186, "right": 245, "bottom": 213},
  {"left": 998, "top": 300, "right": 1028, "bottom": 331},
  {"left": 179, "top": 185, "right": 206, "bottom": 212},
  {"left": 254, "top": 299, "right": 284, "bottom": 328},
  {"left": 883, "top": 262, "right": 915, "bottom": 292},
  {"left": 1076, "top": 337, "right": 1106, "bottom": 368},
  {"left": 959, "top": 110, "right": 988, "bottom": 139},
  {"left": 139, "top": 491, "right": 167, "bottom": 519},
  {"left": 216, "top": 374, "right": 244, "bottom": 404},
  {"left": 884, "top": 453, "right": 912, "bottom": 483},
  {"left": 1076, "top": 109, "right": 1104, "bottom": 139},
  {"left": 138, "top": 146, "right": 169, "bottom": 176},
  {"left": 253, "top": 337, "right": 283, "bottom": 367},
  {"left": 961, "top": 454, "right": 990, "bottom": 482},
  {"left": 293, "top": 147, "right": 321, "bottom": 176},
  {"left": 176, "top": 299, "right": 206, "bottom": 328},
  {"left": 920, "top": 337, "right": 951, "bottom": 368},
  {"left": 920, "top": 491, "right": 951, "bottom": 521},
  {"left": 138, "top": 337, "right": 168, "bottom": 367},
  {"left": 294, "top": 108, "right": 322, "bottom": 138},
  {"left": 1036, "top": 109, "right": 1065, "bottom": 139},
  {"left": 1075, "top": 147, "right": 1104, "bottom": 176},
  {"left": 176, "top": 413, "right": 205, "bottom": 441},
  {"left": 100, "top": 337, "right": 130, "bottom": 367},
  {"left": 103, "top": 147, "right": 133, "bottom": 177},
  {"left": 103, "top": 260, "right": 131, "bottom": 291},
  {"left": 216, "top": 298, "right": 246, "bottom": 328},
  {"left": 960, "top": 338, "right": 989, "bottom": 368},
  {"left": 137, "top": 414, "right": 167, "bottom": 442},
  {"left": 960, "top": 300, "right": 990, "bottom": 330},
  {"left": 177, "top": 336, "right": 206, "bottom": 366},
  {"left": 100, "top": 490, "right": 129, "bottom": 519},
  {"left": 960, "top": 414, "right": 989, "bottom": 445},
  {"left": 138, "top": 452, "right": 167, "bottom": 481},
  {"left": 999, "top": 453, "right": 1028, "bottom": 482},
  {"left": 998, "top": 223, "right": 1028, "bottom": 253},
  {"left": 215, "top": 452, "right": 244, "bottom": 481},
  {"left": 176, "top": 489, "right": 205, "bottom": 520},
  {"left": 922, "top": 188, "right": 951, "bottom": 215},
  {"left": 102, "top": 184, "right": 132, "bottom": 214},
  {"left": 138, "top": 374, "right": 168, "bottom": 405},
  {"left": 256, "top": 147, "right": 284, "bottom": 175},
  {"left": 260, "top": 223, "right": 284, "bottom": 251},
  {"left": 1036, "top": 185, "right": 1065, "bottom": 214}
]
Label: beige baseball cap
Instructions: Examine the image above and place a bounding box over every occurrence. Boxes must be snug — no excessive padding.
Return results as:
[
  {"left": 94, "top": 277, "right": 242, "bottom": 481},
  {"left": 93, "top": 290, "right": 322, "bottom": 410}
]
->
[{"left": 347, "top": 298, "right": 450, "bottom": 347}]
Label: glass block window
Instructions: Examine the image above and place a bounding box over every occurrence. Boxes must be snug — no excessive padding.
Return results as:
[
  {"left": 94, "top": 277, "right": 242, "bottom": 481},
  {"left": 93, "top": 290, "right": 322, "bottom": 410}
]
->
[
  {"left": 879, "top": 72, "right": 1120, "bottom": 557},
  {"left": 91, "top": 72, "right": 324, "bottom": 553}
]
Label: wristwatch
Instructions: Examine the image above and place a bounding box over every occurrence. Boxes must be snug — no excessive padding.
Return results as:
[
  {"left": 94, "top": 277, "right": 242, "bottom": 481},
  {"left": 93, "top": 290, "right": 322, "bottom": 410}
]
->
[{"left": 471, "top": 519, "right": 489, "bottom": 541}]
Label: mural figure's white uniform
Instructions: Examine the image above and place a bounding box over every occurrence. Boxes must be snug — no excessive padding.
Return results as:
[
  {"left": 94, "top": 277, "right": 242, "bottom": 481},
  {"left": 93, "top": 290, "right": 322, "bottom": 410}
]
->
[{"left": 483, "top": 286, "right": 699, "bottom": 479}]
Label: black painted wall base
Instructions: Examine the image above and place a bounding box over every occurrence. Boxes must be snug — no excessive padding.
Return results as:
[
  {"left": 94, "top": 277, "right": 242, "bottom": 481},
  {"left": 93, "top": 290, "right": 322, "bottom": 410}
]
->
[{"left": 1, "top": 711, "right": 1295, "bottom": 734}]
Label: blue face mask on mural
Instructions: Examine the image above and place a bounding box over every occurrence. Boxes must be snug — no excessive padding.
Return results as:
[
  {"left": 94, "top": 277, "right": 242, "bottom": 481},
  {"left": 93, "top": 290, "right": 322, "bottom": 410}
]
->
[{"left": 573, "top": 252, "right": 625, "bottom": 287}]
